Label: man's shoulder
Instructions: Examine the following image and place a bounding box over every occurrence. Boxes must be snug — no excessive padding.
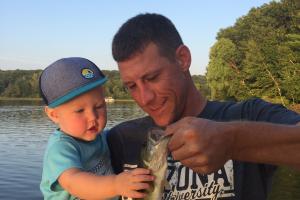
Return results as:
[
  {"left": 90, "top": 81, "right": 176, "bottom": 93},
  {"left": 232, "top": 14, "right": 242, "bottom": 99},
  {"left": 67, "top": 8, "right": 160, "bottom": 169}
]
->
[
  {"left": 205, "top": 97, "right": 260, "bottom": 110},
  {"left": 207, "top": 98, "right": 300, "bottom": 124},
  {"left": 202, "top": 98, "right": 275, "bottom": 121},
  {"left": 111, "top": 116, "right": 154, "bottom": 131},
  {"left": 108, "top": 116, "right": 154, "bottom": 139},
  {"left": 210, "top": 97, "right": 265, "bottom": 107}
]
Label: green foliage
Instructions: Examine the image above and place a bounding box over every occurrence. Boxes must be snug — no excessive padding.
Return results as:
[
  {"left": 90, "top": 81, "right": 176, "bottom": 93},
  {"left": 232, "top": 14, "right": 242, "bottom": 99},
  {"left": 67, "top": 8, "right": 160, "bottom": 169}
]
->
[
  {"left": 102, "top": 70, "right": 131, "bottom": 99},
  {"left": 207, "top": 0, "right": 300, "bottom": 104},
  {"left": 0, "top": 69, "right": 42, "bottom": 98},
  {"left": 192, "top": 75, "right": 210, "bottom": 97},
  {"left": 0, "top": 69, "right": 209, "bottom": 100},
  {"left": 206, "top": 38, "right": 250, "bottom": 100}
]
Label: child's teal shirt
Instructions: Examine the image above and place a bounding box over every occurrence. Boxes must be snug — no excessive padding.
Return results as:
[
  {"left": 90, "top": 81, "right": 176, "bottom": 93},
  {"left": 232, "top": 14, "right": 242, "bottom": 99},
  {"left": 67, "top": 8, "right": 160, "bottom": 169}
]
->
[{"left": 40, "top": 129, "right": 118, "bottom": 200}]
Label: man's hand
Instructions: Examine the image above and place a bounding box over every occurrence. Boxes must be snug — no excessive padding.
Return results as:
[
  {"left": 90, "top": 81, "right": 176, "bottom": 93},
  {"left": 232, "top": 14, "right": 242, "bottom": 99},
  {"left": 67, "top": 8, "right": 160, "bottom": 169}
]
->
[
  {"left": 165, "top": 117, "right": 235, "bottom": 174},
  {"left": 165, "top": 118, "right": 300, "bottom": 173}
]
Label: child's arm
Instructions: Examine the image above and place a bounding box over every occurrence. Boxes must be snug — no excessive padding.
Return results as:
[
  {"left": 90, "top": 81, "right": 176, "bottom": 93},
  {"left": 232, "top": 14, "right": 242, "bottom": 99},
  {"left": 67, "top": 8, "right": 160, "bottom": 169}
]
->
[{"left": 58, "top": 167, "right": 154, "bottom": 199}]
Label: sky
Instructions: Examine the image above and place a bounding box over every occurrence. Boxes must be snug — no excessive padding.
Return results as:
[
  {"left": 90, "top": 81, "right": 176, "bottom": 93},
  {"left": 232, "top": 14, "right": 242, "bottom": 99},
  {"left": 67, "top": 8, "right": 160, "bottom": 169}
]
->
[{"left": 0, "top": 0, "right": 273, "bottom": 75}]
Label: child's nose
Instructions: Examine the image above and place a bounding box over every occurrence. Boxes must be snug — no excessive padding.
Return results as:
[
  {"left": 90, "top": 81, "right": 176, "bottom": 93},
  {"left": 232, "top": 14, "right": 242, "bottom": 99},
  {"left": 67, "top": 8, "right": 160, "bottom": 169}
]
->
[{"left": 87, "top": 110, "right": 97, "bottom": 121}]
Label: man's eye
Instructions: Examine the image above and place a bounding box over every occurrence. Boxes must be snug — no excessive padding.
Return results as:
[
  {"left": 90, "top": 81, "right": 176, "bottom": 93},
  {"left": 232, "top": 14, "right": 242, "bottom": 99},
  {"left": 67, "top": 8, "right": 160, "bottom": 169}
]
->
[
  {"left": 127, "top": 84, "right": 136, "bottom": 90},
  {"left": 146, "top": 74, "right": 157, "bottom": 81}
]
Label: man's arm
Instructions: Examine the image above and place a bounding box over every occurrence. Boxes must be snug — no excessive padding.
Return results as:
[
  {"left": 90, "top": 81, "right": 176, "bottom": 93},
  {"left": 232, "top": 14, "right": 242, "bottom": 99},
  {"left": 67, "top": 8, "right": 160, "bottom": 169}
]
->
[
  {"left": 165, "top": 117, "right": 300, "bottom": 174},
  {"left": 230, "top": 120, "right": 300, "bottom": 168}
]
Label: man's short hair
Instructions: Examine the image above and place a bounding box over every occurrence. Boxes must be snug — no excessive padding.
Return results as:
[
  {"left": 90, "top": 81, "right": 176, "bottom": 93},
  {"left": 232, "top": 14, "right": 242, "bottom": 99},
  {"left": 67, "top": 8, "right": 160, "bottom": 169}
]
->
[{"left": 112, "top": 13, "right": 183, "bottom": 62}]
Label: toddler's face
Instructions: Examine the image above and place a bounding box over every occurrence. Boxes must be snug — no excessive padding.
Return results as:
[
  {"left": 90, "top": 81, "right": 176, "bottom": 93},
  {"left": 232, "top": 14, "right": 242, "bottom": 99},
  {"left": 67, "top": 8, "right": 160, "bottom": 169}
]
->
[{"left": 48, "top": 86, "right": 107, "bottom": 141}]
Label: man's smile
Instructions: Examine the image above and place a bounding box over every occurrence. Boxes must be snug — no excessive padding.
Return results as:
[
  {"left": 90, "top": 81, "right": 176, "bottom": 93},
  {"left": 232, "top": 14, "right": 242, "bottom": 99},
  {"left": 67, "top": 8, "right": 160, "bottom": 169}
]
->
[{"left": 146, "top": 98, "right": 168, "bottom": 116}]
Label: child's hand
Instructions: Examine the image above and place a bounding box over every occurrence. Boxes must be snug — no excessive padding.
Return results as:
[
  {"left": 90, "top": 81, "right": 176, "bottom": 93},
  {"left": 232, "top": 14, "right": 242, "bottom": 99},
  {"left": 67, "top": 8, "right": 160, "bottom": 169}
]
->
[{"left": 115, "top": 168, "right": 154, "bottom": 199}]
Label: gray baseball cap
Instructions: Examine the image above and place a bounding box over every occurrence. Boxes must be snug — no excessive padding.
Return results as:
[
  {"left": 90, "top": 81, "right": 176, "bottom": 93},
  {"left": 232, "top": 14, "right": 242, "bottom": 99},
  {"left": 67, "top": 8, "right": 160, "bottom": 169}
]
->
[{"left": 39, "top": 57, "right": 107, "bottom": 108}]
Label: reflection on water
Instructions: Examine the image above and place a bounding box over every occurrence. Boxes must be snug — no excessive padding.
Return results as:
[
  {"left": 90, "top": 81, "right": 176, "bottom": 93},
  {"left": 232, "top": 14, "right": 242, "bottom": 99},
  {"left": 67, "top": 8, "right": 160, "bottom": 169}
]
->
[
  {"left": 0, "top": 99, "right": 44, "bottom": 106},
  {"left": 0, "top": 101, "right": 299, "bottom": 200},
  {"left": 0, "top": 105, "right": 51, "bottom": 200},
  {"left": 0, "top": 101, "right": 145, "bottom": 200}
]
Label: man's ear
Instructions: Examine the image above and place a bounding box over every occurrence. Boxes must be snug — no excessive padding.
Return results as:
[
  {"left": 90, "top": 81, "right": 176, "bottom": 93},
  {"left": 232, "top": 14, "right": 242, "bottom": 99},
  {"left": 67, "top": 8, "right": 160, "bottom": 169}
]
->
[
  {"left": 44, "top": 106, "right": 59, "bottom": 124},
  {"left": 175, "top": 45, "right": 191, "bottom": 72}
]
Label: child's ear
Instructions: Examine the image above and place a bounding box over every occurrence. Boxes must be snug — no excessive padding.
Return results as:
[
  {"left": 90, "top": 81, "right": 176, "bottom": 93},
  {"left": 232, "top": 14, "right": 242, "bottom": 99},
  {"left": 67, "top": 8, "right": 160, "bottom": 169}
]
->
[{"left": 44, "top": 106, "right": 59, "bottom": 124}]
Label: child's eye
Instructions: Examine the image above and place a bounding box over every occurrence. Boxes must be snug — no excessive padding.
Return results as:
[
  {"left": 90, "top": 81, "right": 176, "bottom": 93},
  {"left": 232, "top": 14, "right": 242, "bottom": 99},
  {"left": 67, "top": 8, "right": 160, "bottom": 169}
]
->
[
  {"left": 95, "top": 105, "right": 104, "bottom": 110},
  {"left": 75, "top": 108, "right": 84, "bottom": 113}
]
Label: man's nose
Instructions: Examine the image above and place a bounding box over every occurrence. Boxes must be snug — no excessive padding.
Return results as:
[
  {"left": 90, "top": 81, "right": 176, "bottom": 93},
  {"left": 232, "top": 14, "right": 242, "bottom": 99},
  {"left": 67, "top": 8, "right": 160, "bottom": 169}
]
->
[{"left": 139, "top": 84, "right": 154, "bottom": 106}]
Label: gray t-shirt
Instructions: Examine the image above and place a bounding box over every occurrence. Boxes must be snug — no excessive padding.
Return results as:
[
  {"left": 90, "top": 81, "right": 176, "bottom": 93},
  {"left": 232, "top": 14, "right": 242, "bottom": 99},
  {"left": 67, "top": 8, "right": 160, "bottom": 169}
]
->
[{"left": 107, "top": 98, "right": 300, "bottom": 200}]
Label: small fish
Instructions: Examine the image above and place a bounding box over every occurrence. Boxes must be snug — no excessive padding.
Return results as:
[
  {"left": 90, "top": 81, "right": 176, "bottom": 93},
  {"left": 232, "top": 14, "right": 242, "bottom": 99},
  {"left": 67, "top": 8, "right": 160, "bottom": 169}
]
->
[{"left": 140, "top": 127, "right": 170, "bottom": 200}]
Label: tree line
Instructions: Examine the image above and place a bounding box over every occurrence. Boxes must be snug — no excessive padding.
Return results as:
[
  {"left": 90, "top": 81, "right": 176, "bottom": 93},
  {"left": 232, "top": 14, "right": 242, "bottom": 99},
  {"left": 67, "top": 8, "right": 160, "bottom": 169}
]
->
[{"left": 0, "top": 69, "right": 207, "bottom": 100}]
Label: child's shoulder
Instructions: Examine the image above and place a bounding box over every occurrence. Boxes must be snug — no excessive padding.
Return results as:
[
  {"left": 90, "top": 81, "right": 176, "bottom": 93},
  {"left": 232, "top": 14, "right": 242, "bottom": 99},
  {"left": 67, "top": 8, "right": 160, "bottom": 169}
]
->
[
  {"left": 46, "top": 129, "right": 79, "bottom": 151},
  {"left": 49, "top": 129, "right": 75, "bottom": 142}
]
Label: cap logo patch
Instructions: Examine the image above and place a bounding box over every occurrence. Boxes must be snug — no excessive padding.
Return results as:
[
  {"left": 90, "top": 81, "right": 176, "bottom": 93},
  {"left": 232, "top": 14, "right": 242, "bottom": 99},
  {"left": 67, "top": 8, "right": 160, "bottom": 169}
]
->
[{"left": 81, "top": 68, "right": 94, "bottom": 79}]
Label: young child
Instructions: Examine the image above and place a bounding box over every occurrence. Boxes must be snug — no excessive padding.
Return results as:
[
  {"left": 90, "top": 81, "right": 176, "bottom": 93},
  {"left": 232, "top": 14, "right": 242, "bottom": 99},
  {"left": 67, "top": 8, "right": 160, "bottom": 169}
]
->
[{"left": 39, "top": 57, "right": 153, "bottom": 200}]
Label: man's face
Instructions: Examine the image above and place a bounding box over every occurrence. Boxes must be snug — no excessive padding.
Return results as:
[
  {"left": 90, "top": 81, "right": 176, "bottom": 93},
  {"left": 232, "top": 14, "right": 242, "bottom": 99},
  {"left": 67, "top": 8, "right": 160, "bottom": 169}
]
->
[{"left": 118, "top": 43, "right": 188, "bottom": 127}]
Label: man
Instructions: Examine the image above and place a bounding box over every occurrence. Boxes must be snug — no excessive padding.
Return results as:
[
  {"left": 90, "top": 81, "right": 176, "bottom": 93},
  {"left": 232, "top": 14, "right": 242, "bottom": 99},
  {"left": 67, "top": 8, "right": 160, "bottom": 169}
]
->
[{"left": 107, "top": 13, "right": 300, "bottom": 200}]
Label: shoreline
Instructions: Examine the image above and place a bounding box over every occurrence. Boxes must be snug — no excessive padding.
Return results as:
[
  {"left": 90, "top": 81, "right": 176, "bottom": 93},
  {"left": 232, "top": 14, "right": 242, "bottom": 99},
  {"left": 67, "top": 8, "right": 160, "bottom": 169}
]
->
[
  {"left": 0, "top": 97, "right": 134, "bottom": 102},
  {"left": 0, "top": 97, "right": 42, "bottom": 101},
  {"left": 0, "top": 97, "right": 298, "bottom": 112}
]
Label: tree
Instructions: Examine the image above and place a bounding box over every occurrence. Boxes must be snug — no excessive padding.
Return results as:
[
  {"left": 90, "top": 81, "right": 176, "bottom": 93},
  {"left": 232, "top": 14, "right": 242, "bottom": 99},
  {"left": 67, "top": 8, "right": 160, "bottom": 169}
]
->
[
  {"left": 207, "top": 38, "right": 250, "bottom": 100},
  {"left": 208, "top": 0, "right": 300, "bottom": 104}
]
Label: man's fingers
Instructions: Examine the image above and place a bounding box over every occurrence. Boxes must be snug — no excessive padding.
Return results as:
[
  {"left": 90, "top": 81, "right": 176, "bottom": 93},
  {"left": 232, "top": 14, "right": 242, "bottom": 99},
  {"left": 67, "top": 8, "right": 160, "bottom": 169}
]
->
[
  {"left": 170, "top": 144, "right": 190, "bottom": 160},
  {"left": 167, "top": 129, "right": 185, "bottom": 151},
  {"left": 191, "top": 164, "right": 222, "bottom": 175},
  {"left": 165, "top": 123, "right": 177, "bottom": 136},
  {"left": 165, "top": 118, "right": 189, "bottom": 135},
  {"left": 180, "top": 154, "right": 209, "bottom": 167},
  {"left": 171, "top": 144, "right": 207, "bottom": 165},
  {"left": 190, "top": 166, "right": 212, "bottom": 175}
]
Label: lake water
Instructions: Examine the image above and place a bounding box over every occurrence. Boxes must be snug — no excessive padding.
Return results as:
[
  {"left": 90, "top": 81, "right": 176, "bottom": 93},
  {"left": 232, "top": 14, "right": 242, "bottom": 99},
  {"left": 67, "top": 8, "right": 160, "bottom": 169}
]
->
[{"left": 0, "top": 101, "right": 299, "bottom": 200}]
